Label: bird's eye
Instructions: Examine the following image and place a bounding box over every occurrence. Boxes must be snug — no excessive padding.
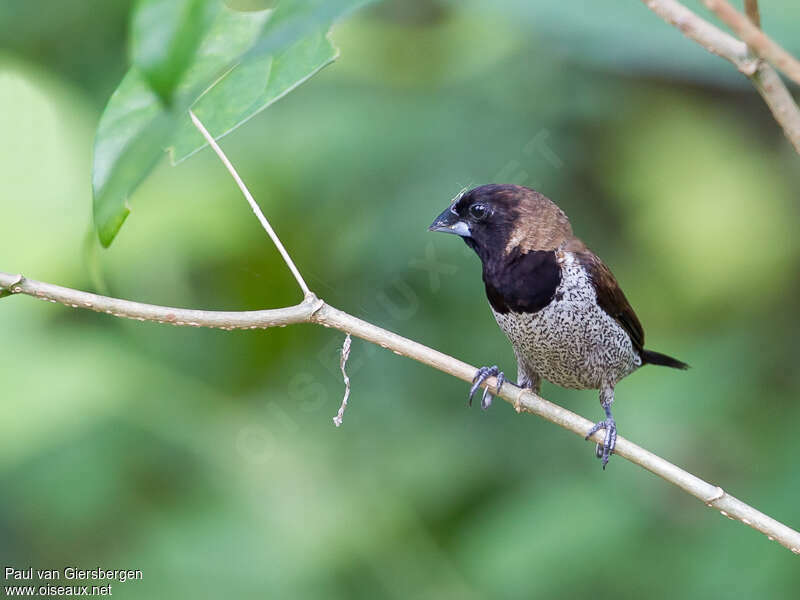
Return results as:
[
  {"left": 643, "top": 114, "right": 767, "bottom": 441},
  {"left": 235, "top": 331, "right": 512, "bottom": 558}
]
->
[{"left": 469, "top": 203, "right": 489, "bottom": 221}]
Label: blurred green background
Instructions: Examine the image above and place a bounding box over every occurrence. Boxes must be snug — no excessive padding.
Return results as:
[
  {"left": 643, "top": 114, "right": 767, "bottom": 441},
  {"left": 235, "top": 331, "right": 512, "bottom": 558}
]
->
[{"left": 2, "top": 0, "right": 800, "bottom": 597}]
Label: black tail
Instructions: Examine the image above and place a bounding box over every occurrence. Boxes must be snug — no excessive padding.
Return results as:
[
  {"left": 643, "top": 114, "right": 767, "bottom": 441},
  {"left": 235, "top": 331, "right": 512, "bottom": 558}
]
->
[{"left": 641, "top": 349, "right": 689, "bottom": 370}]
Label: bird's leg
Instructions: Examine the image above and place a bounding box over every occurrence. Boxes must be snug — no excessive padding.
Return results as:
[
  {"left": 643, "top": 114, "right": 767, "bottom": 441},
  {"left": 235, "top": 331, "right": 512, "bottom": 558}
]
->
[
  {"left": 585, "top": 385, "right": 617, "bottom": 469},
  {"left": 468, "top": 365, "right": 505, "bottom": 410},
  {"left": 512, "top": 356, "right": 540, "bottom": 412}
]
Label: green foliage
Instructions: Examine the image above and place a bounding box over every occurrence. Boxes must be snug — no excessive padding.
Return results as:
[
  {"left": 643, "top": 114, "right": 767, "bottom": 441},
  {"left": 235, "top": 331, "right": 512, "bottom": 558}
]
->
[
  {"left": 130, "top": 0, "right": 210, "bottom": 105},
  {"left": 168, "top": 24, "right": 337, "bottom": 163},
  {"left": 92, "top": 0, "right": 374, "bottom": 247}
]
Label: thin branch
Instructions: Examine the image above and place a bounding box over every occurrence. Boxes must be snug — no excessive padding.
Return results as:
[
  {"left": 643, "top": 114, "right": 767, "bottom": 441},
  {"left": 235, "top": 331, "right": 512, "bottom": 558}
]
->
[
  {"left": 744, "top": 0, "right": 760, "bottom": 29},
  {"left": 742, "top": 0, "right": 761, "bottom": 69},
  {"left": 641, "top": 0, "right": 753, "bottom": 70},
  {"left": 640, "top": 0, "right": 800, "bottom": 154},
  {"left": 0, "top": 272, "right": 321, "bottom": 329},
  {"left": 188, "top": 110, "right": 312, "bottom": 297},
  {"left": 705, "top": 0, "right": 800, "bottom": 86},
  {"left": 2, "top": 270, "right": 799, "bottom": 555},
  {"left": 749, "top": 62, "right": 800, "bottom": 149}
]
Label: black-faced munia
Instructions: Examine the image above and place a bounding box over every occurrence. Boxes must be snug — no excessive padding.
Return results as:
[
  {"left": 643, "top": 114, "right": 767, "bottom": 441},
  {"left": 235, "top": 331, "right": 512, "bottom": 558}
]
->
[{"left": 429, "top": 184, "right": 688, "bottom": 468}]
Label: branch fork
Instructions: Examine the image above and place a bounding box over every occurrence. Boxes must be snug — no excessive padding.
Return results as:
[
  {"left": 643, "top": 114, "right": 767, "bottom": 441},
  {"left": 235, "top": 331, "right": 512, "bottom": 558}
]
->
[{"left": 641, "top": 0, "right": 800, "bottom": 154}]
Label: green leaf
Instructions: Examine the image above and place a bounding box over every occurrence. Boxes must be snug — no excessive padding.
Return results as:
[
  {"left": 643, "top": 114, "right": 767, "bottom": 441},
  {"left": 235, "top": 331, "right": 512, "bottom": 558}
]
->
[
  {"left": 92, "top": 70, "right": 174, "bottom": 246},
  {"left": 93, "top": 0, "right": 375, "bottom": 247},
  {"left": 130, "top": 0, "right": 211, "bottom": 105},
  {"left": 169, "top": 27, "right": 337, "bottom": 163}
]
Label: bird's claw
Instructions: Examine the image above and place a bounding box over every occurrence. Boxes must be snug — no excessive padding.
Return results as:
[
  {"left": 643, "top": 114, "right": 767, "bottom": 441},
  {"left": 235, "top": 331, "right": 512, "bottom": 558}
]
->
[
  {"left": 585, "top": 416, "right": 617, "bottom": 469},
  {"left": 469, "top": 366, "right": 505, "bottom": 410}
]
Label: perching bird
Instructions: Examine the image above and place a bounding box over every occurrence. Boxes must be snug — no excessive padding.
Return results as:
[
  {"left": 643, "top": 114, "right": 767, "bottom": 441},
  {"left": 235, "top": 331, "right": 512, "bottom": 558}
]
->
[{"left": 429, "top": 184, "right": 688, "bottom": 468}]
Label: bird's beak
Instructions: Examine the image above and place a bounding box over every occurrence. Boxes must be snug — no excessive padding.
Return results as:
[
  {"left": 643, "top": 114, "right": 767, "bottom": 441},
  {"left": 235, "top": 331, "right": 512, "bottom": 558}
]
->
[{"left": 428, "top": 206, "right": 471, "bottom": 237}]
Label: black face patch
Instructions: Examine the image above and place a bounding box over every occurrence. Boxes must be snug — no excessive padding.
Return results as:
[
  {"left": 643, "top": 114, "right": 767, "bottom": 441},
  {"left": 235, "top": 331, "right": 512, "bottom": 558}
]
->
[
  {"left": 450, "top": 186, "right": 519, "bottom": 259},
  {"left": 482, "top": 249, "right": 561, "bottom": 314}
]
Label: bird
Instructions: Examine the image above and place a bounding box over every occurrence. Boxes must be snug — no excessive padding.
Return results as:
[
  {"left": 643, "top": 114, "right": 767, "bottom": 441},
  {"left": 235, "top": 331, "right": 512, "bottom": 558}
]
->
[{"left": 429, "top": 184, "right": 688, "bottom": 468}]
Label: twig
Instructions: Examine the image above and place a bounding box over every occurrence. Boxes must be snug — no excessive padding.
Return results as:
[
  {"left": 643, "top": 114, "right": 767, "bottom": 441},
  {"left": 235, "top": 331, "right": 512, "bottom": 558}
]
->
[
  {"left": 744, "top": 0, "right": 760, "bottom": 29},
  {"left": 188, "top": 111, "right": 312, "bottom": 297},
  {"left": 640, "top": 0, "right": 800, "bottom": 154},
  {"left": 0, "top": 272, "right": 321, "bottom": 328},
  {"left": 1, "top": 269, "right": 799, "bottom": 555},
  {"left": 749, "top": 62, "right": 800, "bottom": 150},
  {"left": 704, "top": 0, "right": 800, "bottom": 86},
  {"left": 333, "top": 334, "right": 352, "bottom": 427},
  {"left": 742, "top": 0, "right": 761, "bottom": 62},
  {"left": 640, "top": 0, "right": 754, "bottom": 71}
]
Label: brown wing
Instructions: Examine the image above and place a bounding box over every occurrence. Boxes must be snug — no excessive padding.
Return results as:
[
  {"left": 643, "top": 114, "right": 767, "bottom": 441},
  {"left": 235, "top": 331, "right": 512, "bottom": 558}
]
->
[{"left": 577, "top": 250, "right": 645, "bottom": 353}]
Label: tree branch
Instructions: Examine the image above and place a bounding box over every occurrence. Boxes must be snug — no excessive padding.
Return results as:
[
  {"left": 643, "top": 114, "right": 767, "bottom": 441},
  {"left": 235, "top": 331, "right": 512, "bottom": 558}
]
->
[
  {"left": 640, "top": 0, "right": 800, "bottom": 154},
  {"left": 2, "top": 269, "right": 799, "bottom": 554},
  {"left": 705, "top": 0, "right": 800, "bottom": 86},
  {"left": 641, "top": 0, "right": 754, "bottom": 70}
]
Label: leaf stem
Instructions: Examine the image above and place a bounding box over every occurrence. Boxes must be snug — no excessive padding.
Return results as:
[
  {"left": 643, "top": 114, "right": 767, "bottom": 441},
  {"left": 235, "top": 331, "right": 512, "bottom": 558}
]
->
[{"left": 189, "top": 110, "right": 312, "bottom": 297}]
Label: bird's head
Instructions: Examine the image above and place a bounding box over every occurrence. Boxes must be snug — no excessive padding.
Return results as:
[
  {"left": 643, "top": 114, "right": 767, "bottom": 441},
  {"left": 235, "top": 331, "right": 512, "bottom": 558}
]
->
[{"left": 428, "top": 184, "right": 573, "bottom": 262}]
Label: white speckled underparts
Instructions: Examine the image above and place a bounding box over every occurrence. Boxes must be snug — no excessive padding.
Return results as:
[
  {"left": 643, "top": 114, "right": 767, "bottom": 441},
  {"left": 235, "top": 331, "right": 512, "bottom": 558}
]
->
[{"left": 492, "top": 251, "right": 641, "bottom": 391}]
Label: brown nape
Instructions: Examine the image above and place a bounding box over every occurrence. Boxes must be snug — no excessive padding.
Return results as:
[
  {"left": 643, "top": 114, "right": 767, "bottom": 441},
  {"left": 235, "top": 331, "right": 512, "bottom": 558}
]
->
[{"left": 504, "top": 187, "right": 575, "bottom": 254}]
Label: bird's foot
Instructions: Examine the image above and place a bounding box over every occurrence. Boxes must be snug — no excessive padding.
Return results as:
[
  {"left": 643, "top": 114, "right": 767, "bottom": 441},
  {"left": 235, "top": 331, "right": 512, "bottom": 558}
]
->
[
  {"left": 468, "top": 366, "right": 505, "bottom": 410},
  {"left": 585, "top": 416, "right": 617, "bottom": 469}
]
